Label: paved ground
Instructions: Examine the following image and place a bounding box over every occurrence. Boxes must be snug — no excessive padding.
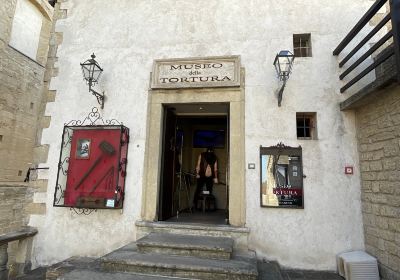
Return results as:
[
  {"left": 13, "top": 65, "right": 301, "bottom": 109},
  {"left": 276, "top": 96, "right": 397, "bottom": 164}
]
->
[
  {"left": 17, "top": 260, "right": 343, "bottom": 280},
  {"left": 257, "top": 261, "right": 343, "bottom": 280},
  {"left": 280, "top": 270, "right": 343, "bottom": 280}
]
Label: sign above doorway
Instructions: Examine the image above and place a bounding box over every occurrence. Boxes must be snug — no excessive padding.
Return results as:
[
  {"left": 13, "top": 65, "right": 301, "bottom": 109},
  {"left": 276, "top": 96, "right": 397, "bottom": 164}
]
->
[{"left": 151, "top": 56, "right": 241, "bottom": 89}]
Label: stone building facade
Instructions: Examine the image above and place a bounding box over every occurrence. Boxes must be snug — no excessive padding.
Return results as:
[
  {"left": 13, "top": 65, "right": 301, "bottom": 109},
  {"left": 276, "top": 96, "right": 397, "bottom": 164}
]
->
[
  {"left": 29, "top": 0, "right": 376, "bottom": 272},
  {"left": 356, "top": 84, "right": 400, "bottom": 279},
  {"left": 1, "top": 0, "right": 399, "bottom": 278}
]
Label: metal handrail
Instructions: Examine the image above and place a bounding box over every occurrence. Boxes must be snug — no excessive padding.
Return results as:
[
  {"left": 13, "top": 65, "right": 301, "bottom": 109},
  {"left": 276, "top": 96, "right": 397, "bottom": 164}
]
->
[
  {"left": 333, "top": 0, "right": 388, "bottom": 55},
  {"left": 333, "top": 0, "right": 400, "bottom": 93}
]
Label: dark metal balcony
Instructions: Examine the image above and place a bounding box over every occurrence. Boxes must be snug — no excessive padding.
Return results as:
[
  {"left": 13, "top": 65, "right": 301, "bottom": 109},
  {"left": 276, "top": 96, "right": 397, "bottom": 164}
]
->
[{"left": 333, "top": 0, "right": 400, "bottom": 110}]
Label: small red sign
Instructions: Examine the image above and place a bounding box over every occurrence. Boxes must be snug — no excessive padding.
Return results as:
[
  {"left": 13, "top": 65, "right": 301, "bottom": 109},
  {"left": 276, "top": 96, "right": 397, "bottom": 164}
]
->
[{"left": 345, "top": 166, "right": 353, "bottom": 175}]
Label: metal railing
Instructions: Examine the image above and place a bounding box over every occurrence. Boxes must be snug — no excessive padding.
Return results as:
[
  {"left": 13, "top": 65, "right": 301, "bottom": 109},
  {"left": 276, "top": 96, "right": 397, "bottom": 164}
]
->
[{"left": 333, "top": 0, "right": 400, "bottom": 93}]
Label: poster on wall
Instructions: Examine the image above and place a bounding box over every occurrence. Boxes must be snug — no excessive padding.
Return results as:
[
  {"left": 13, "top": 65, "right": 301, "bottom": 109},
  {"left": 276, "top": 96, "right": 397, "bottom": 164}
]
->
[{"left": 260, "top": 143, "right": 304, "bottom": 208}]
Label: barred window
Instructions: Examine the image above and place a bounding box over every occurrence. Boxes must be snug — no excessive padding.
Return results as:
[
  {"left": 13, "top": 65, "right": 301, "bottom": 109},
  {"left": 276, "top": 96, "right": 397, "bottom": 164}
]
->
[
  {"left": 296, "top": 113, "right": 317, "bottom": 139},
  {"left": 293, "top": 34, "right": 312, "bottom": 57}
]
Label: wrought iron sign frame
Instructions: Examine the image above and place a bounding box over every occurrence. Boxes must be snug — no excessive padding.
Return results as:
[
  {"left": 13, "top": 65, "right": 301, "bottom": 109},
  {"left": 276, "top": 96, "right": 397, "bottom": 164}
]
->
[
  {"left": 53, "top": 108, "right": 129, "bottom": 213},
  {"left": 260, "top": 143, "right": 304, "bottom": 209}
]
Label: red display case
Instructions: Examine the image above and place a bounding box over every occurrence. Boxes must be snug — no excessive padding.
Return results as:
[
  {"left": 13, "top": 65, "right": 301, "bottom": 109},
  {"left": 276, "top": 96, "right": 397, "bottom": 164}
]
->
[{"left": 54, "top": 124, "right": 129, "bottom": 209}]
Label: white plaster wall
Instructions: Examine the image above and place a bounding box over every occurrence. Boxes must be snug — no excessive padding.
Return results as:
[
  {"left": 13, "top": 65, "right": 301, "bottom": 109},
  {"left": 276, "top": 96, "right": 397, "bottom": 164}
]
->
[
  {"left": 34, "top": 0, "right": 374, "bottom": 269},
  {"left": 9, "top": 0, "right": 43, "bottom": 59}
]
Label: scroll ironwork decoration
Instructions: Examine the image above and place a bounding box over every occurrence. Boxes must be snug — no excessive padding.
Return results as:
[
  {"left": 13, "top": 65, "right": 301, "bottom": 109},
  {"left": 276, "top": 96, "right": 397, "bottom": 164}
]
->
[
  {"left": 64, "top": 107, "right": 122, "bottom": 126},
  {"left": 70, "top": 208, "right": 96, "bottom": 215}
]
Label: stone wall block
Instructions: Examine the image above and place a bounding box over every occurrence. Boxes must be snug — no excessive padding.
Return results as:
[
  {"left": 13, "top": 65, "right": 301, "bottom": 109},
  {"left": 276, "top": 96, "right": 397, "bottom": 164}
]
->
[
  {"left": 369, "top": 161, "right": 383, "bottom": 171},
  {"left": 363, "top": 213, "right": 376, "bottom": 226},
  {"left": 47, "top": 90, "right": 56, "bottom": 102},
  {"left": 380, "top": 206, "right": 400, "bottom": 218},
  {"left": 371, "top": 181, "right": 380, "bottom": 193},
  {"left": 360, "top": 144, "right": 369, "bottom": 152},
  {"left": 365, "top": 226, "right": 379, "bottom": 237},
  {"left": 376, "top": 217, "right": 389, "bottom": 230},
  {"left": 363, "top": 193, "right": 388, "bottom": 204},
  {"left": 25, "top": 203, "right": 46, "bottom": 215},
  {"left": 33, "top": 145, "right": 49, "bottom": 164},
  {"left": 384, "top": 142, "right": 399, "bottom": 157},
  {"left": 383, "top": 158, "right": 397, "bottom": 170},
  {"left": 361, "top": 171, "right": 377, "bottom": 181},
  {"left": 366, "top": 244, "right": 378, "bottom": 256},
  {"left": 362, "top": 202, "right": 373, "bottom": 213},
  {"left": 377, "top": 250, "right": 389, "bottom": 267},
  {"left": 366, "top": 233, "right": 379, "bottom": 248},
  {"left": 371, "top": 131, "right": 396, "bottom": 142},
  {"left": 388, "top": 255, "right": 400, "bottom": 273},
  {"left": 361, "top": 163, "right": 370, "bottom": 172},
  {"left": 55, "top": 32, "right": 63, "bottom": 46},
  {"left": 378, "top": 239, "right": 386, "bottom": 251},
  {"left": 362, "top": 181, "right": 372, "bottom": 191},
  {"left": 380, "top": 265, "right": 399, "bottom": 280},
  {"left": 392, "top": 113, "right": 400, "bottom": 125},
  {"left": 360, "top": 150, "right": 385, "bottom": 161},
  {"left": 388, "top": 219, "right": 400, "bottom": 233},
  {"left": 40, "top": 116, "right": 51, "bottom": 129},
  {"left": 377, "top": 115, "right": 394, "bottom": 129},
  {"left": 56, "top": 9, "right": 67, "bottom": 20},
  {"left": 395, "top": 233, "right": 400, "bottom": 246},
  {"left": 385, "top": 241, "right": 399, "bottom": 257},
  {"left": 378, "top": 229, "right": 395, "bottom": 242},
  {"left": 30, "top": 179, "right": 49, "bottom": 192},
  {"left": 372, "top": 204, "right": 381, "bottom": 215},
  {"left": 386, "top": 196, "right": 400, "bottom": 207},
  {"left": 380, "top": 182, "right": 396, "bottom": 194}
]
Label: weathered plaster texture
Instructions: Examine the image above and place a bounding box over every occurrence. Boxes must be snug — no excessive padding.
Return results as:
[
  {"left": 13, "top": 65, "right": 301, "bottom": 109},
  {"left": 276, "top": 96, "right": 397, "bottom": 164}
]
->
[
  {"left": 356, "top": 85, "right": 400, "bottom": 280},
  {"left": 35, "top": 0, "right": 376, "bottom": 270}
]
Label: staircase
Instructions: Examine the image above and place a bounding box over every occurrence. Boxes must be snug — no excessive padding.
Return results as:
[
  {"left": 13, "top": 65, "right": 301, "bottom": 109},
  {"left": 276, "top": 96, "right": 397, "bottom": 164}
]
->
[{"left": 50, "top": 221, "right": 258, "bottom": 280}]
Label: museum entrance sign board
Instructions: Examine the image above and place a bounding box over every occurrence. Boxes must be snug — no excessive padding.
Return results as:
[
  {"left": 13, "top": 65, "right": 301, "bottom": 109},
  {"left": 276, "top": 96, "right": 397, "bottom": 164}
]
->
[{"left": 151, "top": 56, "right": 241, "bottom": 89}]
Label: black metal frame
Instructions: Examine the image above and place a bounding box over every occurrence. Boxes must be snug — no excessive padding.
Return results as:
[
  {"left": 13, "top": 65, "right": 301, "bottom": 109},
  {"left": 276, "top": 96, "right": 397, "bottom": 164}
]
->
[
  {"left": 259, "top": 143, "right": 304, "bottom": 209},
  {"left": 24, "top": 167, "right": 49, "bottom": 182},
  {"left": 334, "top": 0, "right": 400, "bottom": 93},
  {"left": 53, "top": 108, "right": 129, "bottom": 213}
]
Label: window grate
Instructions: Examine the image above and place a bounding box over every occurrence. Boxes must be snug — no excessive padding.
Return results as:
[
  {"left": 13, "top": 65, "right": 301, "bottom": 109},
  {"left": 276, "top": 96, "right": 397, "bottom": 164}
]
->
[
  {"left": 293, "top": 34, "right": 312, "bottom": 57},
  {"left": 296, "top": 113, "right": 317, "bottom": 139}
]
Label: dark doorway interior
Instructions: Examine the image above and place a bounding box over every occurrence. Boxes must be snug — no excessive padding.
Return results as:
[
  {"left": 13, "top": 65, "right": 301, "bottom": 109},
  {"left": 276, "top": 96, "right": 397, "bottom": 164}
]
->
[
  {"left": 159, "top": 108, "right": 177, "bottom": 221},
  {"left": 158, "top": 104, "right": 229, "bottom": 225}
]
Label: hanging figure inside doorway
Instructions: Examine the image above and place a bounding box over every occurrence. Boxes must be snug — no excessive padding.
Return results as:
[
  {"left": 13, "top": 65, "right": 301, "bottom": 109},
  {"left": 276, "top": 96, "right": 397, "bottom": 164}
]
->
[{"left": 194, "top": 147, "right": 218, "bottom": 209}]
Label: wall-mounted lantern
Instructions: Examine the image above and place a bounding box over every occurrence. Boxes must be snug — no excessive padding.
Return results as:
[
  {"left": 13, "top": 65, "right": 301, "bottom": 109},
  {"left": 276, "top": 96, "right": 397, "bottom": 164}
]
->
[
  {"left": 80, "top": 53, "right": 105, "bottom": 109},
  {"left": 273, "top": 50, "right": 295, "bottom": 106}
]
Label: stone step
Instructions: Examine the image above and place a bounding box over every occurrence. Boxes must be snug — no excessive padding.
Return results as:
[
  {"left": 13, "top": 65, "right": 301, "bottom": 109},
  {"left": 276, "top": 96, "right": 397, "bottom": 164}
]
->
[
  {"left": 101, "top": 243, "right": 258, "bottom": 280},
  {"left": 58, "top": 269, "right": 193, "bottom": 280},
  {"left": 136, "top": 232, "right": 233, "bottom": 260},
  {"left": 135, "top": 220, "right": 250, "bottom": 251}
]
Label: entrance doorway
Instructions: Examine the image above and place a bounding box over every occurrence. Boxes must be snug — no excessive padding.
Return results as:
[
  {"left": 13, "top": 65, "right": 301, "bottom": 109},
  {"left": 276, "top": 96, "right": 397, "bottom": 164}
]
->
[{"left": 158, "top": 103, "right": 229, "bottom": 225}]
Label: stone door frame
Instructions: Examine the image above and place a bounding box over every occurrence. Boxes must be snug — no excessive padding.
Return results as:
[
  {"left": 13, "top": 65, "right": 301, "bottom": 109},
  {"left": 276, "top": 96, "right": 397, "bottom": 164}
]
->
[{"left": 140, "top": 69, "right": 245, "bottom": 226}]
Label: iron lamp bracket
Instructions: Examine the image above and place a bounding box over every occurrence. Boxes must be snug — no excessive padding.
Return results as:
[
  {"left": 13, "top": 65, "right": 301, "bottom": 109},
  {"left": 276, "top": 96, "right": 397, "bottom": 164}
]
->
[{"left": 89, "top": 86, "right": 105, "bottom": 109}]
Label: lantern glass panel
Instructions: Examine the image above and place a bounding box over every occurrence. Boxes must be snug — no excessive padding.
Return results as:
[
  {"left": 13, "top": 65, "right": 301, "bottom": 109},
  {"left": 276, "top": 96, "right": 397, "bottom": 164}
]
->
[
  {"left": 279, "top": 57, "right": 291, "bottom": 75},
  {"left": 81, "top": 64, "right": 89, "bottom": 80},
  {"left": 92, "top": 68, "right": 102, "bottom": 82}
]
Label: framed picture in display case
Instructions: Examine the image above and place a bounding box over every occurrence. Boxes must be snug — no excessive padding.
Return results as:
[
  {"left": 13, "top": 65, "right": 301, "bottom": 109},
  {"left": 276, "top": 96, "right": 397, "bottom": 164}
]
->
[{"left": 260, "top": 143, "right": 304, "bottom": 209}]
